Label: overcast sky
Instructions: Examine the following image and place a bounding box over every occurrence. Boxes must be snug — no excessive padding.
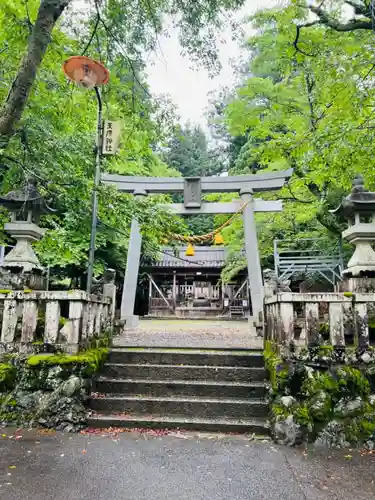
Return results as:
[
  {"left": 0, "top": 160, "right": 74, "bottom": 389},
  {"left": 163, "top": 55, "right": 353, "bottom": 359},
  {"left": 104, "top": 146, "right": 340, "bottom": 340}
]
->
[{"left": 146, "top": 0, "right": 279, "bottom": 128}]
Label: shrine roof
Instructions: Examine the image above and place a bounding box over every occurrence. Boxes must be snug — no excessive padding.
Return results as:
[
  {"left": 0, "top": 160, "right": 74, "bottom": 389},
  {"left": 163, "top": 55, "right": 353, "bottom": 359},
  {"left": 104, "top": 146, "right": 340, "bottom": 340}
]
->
[{"left": 152, "top": 246, "right": 228, "bottom": 268}]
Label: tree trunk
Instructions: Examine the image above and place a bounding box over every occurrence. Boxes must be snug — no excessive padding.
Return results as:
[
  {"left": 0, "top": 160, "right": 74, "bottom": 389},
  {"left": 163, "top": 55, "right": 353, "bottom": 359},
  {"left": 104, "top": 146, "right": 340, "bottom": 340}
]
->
[{"left": 0, "top": 0, "right": 71, "bottom": 142}]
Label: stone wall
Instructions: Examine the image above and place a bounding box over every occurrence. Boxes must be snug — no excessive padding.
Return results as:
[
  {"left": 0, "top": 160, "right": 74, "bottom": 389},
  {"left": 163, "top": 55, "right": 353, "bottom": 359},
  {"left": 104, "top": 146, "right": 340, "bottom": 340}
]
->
[
  {"left": 0, "top": 342, "right": 109, "bottom": 431},
  {"left": 265, "top": 341, "right": 375, "bottom": 448}
]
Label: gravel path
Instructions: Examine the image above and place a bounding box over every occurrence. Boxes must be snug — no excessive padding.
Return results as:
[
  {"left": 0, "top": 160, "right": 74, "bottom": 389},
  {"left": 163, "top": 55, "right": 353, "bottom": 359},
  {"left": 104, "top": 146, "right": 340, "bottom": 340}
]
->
[{"left": 114, "top": 319, "right": 263, "bottom": 348}]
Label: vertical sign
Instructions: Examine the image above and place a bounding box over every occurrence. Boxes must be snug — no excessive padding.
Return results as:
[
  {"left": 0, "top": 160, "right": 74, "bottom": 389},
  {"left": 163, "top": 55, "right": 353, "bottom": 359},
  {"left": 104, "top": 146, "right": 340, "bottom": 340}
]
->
[
  {"left": 183, "top": 177, "right": 202, "bottom": 208},
  {"left": 102, "top": 120, "right": 121, "bottom": 155}
]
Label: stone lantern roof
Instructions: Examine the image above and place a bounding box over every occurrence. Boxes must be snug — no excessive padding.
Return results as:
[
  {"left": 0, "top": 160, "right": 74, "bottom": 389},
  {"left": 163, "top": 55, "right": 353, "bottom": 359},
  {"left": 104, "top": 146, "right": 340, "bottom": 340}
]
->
[
  {"left": 332, "top": 175, "right": 375, "bottom": 217},
  {"left": 0, "top": 178, "right": 54, "bottom": 218}
]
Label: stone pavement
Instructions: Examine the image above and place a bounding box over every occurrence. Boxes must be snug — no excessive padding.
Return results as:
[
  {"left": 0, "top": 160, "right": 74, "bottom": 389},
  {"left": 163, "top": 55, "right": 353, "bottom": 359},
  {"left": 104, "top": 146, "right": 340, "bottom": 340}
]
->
[
  {"left": 0, "top": 430, "right": 375, "bottom": 500},
  {"left": 1, "top": 428, "right": 375, "bottom": 500},
  {"left": 114, "top": 319, "right": 263, "bottom": 348}
]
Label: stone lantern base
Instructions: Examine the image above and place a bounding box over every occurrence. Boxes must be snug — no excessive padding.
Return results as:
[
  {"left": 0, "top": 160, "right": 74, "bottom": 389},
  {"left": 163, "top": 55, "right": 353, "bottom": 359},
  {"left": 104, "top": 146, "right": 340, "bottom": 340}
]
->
[{"left": 0, "top": 222, "right": 47, "bottom": 290}]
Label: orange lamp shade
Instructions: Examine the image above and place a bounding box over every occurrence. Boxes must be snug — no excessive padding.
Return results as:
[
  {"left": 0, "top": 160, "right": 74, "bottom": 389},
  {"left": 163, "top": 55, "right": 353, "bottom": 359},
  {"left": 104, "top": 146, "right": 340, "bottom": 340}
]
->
[{"left": 63, "top": 56, "right": 109, "bottom": 89}]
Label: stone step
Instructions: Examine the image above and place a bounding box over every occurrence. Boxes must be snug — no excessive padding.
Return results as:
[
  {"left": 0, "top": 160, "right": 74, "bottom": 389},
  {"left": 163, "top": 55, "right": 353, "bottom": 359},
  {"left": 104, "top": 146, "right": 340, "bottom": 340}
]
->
[
  {"left": 108, "top": 347, "right": 264, "bottom": 367},
  {"left": 94, "top": 378, "right": 267, "bottom": 398},
  {"left": 87, "top": 414, "right": 269, "bottom": 434},
  {"left": 89, "top": 395, "right": 268, "bottom": 418},
  {"left": 101, "top": 363, "right": 266, "bottom": 382}
]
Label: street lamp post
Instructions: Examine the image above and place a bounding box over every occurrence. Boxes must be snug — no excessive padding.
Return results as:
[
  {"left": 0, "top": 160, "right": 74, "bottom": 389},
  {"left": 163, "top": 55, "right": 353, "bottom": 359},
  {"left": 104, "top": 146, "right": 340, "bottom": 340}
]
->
[{"left": 62, "top": 56, "right": 109, "bottom": 293}]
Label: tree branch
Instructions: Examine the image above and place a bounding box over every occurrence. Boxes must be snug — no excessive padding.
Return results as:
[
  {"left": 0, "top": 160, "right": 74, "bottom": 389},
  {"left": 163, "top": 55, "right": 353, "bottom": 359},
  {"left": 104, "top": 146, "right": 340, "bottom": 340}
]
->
[
  {"left": 293, "top": 23, "right": 320, "bottom": 56},
  {"left": 0, "top": 0, "right": 72, "bottom": 142},
  {"left": 81, "top": 13, "right": 100, "bottom": 56},
  {"left": 344, "top": 0, "right": 370, "bottom": 16},
  {"left": 309, "top": 4, "right": 372, "bottom": 31}
]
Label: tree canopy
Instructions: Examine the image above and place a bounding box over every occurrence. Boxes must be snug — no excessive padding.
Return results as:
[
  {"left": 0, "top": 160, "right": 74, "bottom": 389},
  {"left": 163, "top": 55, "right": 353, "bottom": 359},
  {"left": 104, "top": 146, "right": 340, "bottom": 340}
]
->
[
  {"left": 0, "top": 0, "right": 248, "bottom": 284},
  {"left": 213, "top": 0, "right": 375, "bottom": 280}
]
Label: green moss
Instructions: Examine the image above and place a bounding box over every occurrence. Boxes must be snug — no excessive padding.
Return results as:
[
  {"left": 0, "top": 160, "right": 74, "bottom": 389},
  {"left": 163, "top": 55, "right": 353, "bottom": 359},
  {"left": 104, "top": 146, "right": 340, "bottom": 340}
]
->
[
  {"left": 294, "top": 404, "right": 312, "bottom": 427},
  {"left": 26, "top": 348, "right": 109, "bottom": 375},
  {"left": 319, "top": 323, "right": 329, "bottom": 336},
  {"left": 0, "top": 363, "right": 16, "bottom": 391},
  {"left": 302, "top": 371, "right": 337, "bottom": 398},
  {"left": 318, "top": 345, "right": 334, "bottom": 356},
  {"left": 343, "top": 416, "right": 375, "bottom": 444},
  {"left": 272, "top": 403, "right": 290, "bottom": 418},
  {"left": 336, "top": 367, "right": 370, "bottom": 399}
]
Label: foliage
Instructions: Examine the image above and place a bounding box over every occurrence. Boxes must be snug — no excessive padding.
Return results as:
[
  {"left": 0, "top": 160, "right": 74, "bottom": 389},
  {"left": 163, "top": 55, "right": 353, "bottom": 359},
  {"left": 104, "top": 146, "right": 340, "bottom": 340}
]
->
[
  {"left": 0, "top": 0, "right": 250, "bottom": 281},
  {"left": 0, "top": 0, "right": 187, "bottom": 281},
  {"left": 212, "top": 0, "right": 375, "bottom": 278}
]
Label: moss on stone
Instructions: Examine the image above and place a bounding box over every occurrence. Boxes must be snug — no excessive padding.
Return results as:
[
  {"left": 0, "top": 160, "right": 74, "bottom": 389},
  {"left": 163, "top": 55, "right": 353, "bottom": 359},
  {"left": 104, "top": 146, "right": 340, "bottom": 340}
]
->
[
  {"left": 294, "top": 404, "right": 313, "bottom": 427},
  {"left": 336, "top": 367, "right": 370, "bottom": 399},
  {"left": 0, "top": 363, "right": 16, "bottom": 391},
  {"left": 269, "top": 350, "right": 375, "bottom": 446},
  {"left": 26, "top": 347, "right": 108, "bottom": 375}
]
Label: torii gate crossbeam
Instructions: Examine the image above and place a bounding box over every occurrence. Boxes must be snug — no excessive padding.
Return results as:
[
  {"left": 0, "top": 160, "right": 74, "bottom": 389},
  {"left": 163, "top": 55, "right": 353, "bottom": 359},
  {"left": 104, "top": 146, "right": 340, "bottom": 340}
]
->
[{"left": 102, "top": 169, "right": 293, "bottom": 328}]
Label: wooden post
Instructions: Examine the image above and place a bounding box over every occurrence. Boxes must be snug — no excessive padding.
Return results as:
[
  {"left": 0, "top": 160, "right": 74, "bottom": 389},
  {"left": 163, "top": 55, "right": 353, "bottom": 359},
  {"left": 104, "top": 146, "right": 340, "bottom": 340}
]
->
[
  {"left": 329, "top": 302, "right": 344, "bottom": 346},
  {"left": 1, "top": 299, "right": 18, "bottom": 343},
  {"left": 45, "top": 300, "right": 61, "bottom": 344},
  {"left": 21, "top": 300, "right": 38, "bottom": 344}
]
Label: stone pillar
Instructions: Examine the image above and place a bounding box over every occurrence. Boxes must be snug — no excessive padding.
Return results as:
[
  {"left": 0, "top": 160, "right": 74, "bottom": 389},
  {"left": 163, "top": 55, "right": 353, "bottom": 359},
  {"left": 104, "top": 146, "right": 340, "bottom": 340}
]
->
[
  {"left": 240, "top": 188, "right": 264, "bottom": 325},
  {"left": 172, "top": 271, "right": 177, "bottom": 309},
  {"left": 120, "top": 190, "right": 147, "bottom": 327},
  {"left": 103, "top": 268, "right": 116, "bottom": 330}
]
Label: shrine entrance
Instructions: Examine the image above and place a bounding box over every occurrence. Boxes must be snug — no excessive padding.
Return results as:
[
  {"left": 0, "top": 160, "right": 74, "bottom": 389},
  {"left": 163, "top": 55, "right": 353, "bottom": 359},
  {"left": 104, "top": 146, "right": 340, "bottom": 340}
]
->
[
  {"left": 102, "top": 170, "right": 292, "bottom": 327},
  {"left": 145, "top": 245, "right": 250, "bottom": 319}
]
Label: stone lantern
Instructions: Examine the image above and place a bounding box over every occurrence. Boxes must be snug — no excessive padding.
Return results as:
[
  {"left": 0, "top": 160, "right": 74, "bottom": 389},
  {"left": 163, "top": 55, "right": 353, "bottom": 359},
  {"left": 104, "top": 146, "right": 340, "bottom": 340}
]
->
[
  {"left": 332, "top": 175, "right": 375, "bottom": 290},
  {"left": 0, "top": 178, "right": 54, "bottom": 289}
]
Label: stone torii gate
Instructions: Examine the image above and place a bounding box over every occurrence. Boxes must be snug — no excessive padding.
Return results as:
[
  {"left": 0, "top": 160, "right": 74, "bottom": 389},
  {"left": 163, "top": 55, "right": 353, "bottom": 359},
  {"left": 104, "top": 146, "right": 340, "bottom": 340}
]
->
[{"left": 102, "top": 169, "right": 293, "bottom": 327}]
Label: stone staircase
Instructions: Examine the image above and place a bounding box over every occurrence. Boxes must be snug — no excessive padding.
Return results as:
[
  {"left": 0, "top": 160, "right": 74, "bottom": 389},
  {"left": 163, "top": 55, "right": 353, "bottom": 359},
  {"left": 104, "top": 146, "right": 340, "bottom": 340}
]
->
[{"left": 87, "top": 347, "right": 269, "bottom": 434}]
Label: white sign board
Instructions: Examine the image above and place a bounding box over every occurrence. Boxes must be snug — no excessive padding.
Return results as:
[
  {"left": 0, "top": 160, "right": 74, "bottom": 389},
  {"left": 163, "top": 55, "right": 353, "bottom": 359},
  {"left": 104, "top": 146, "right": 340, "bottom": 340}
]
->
[{"left": 102, "top": 120, "right": 121, "bottom": 155}]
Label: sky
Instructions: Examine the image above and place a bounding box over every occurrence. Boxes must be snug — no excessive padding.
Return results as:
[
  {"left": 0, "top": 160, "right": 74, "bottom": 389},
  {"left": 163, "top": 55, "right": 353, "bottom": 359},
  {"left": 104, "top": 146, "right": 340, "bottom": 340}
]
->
[{"left": 146, "top": 0, "right": 278, "bottom": 128}]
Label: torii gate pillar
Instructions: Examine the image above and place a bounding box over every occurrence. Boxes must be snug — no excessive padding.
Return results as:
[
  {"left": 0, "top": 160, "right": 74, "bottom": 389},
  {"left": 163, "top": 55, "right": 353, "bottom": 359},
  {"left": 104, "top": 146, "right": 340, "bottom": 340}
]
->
[
  {"left": 240, "top": 188, "right": 264, "bottom": 324},
  {"left": 120, "top": 189, "right": 147, "bottom": 327}
]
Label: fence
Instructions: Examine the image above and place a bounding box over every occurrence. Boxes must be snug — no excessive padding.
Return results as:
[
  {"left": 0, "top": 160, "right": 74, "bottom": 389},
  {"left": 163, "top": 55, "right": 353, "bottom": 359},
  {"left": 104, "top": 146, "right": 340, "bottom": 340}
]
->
[
  {"left": 0, "top": 287, "right": 116, "bottom": 354},
  {"left": 149, "top": 297, "right": 173, "bottom": 309},
  {"left": 264, "top": 292, "right": 375, "bottom": 349}
]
